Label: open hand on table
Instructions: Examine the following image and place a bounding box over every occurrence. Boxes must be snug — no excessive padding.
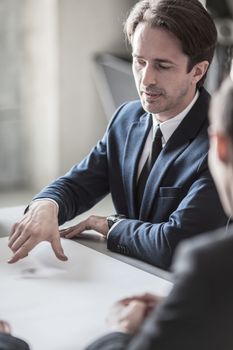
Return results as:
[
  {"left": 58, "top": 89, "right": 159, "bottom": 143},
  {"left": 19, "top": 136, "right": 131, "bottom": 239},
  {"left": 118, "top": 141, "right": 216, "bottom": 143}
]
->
[
  {"left": 60, "top": 215, "right": 109, "bottom": 238},
  {"left": 8, "top": 200, "right": 68, "bottom": 263}
]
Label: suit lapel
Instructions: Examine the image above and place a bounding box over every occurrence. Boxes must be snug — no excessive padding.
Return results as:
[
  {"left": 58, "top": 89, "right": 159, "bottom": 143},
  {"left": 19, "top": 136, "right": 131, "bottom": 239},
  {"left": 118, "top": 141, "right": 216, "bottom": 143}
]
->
[
  {"left": 139, "top": 87, "right": 210, "bottom": 219},
  {"left": 123, "top": 113, "right": 152, "bottom": 217}
]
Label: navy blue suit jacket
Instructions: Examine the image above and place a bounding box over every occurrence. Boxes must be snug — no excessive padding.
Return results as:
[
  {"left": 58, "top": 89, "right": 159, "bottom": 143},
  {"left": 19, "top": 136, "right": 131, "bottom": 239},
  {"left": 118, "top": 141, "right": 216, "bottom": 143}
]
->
[{"left": 35, "top": 88, "right": 226, "bottom": 268}]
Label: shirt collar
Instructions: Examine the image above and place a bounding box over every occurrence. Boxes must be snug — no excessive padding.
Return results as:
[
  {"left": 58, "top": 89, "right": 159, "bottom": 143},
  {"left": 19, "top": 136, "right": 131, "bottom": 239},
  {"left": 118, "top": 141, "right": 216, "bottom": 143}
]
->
[{"left": 152, "top": 90, "right": 200, "bottom": 143}]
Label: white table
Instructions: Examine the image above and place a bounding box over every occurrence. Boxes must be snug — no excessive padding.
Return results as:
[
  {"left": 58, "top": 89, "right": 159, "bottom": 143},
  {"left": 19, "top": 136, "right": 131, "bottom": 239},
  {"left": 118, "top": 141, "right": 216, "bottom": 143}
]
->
[
  {"left": 0, "top": 237, "right": 172, "bottom": 350},
  {"left": 0, "top": 206, "right": 173, "bottom": 350}
]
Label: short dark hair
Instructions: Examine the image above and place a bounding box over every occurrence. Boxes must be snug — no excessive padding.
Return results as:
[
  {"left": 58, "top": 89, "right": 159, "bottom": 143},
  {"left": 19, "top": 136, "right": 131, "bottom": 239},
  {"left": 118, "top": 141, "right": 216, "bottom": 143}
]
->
[
  {"left": 211, "top": 77, "right": 233, "bottom": 141},
  {"left": 125, "top": 0, "right": 217, "bottom": 88}
]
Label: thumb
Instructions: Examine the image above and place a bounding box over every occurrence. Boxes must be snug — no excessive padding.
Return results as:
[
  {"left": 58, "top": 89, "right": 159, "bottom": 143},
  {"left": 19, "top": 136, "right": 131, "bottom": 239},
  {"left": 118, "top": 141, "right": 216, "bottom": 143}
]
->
[{"left": 51, "top": 237, "right": 68, "bottom": 261}]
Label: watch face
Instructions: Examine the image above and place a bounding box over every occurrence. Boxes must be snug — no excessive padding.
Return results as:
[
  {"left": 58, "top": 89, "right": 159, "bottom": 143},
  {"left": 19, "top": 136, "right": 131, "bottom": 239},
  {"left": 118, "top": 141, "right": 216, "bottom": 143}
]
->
[{"left": 107, "top": 214, "right": 126, "bottom": 230}]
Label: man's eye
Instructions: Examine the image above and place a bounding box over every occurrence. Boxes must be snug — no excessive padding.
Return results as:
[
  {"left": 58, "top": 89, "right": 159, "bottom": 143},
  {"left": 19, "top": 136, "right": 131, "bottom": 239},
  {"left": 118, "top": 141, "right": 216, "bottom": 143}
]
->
[
  {"left": 157, "top": 63, "right": 171, "bottom": 70},
  {"left": 134, "top": 58, "right": 146, "bottom": 66}
]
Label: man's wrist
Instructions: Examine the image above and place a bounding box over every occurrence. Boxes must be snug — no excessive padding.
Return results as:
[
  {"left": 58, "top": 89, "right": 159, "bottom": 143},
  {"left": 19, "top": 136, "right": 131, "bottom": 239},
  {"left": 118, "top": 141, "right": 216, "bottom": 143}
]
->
[{"left": 29, "top": 199, "right": 59, "bottom": 215}]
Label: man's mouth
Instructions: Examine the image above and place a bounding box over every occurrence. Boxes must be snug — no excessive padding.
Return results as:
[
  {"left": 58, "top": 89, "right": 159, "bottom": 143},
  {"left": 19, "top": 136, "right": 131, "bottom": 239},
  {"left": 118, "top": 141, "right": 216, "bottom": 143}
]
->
[{"left": 143, "top": 91, "right": 162, "bottom": 99}]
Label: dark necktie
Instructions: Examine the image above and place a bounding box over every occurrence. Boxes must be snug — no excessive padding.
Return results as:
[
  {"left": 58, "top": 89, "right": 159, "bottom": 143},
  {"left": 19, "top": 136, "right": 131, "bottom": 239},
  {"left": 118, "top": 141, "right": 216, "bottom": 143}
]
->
[{"left": 137, "top": 125, "right": 163, "bottom": 207}]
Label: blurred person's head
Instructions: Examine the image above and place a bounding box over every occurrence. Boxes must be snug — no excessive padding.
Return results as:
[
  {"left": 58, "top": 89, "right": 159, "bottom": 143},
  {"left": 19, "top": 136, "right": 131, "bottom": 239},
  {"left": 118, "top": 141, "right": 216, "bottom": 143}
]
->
[
  {"left": 208, "top": 77, "right": 233, "bottom": 217},
  {"left": 124, "top": 0, "right": 217, "bottom": 120}
]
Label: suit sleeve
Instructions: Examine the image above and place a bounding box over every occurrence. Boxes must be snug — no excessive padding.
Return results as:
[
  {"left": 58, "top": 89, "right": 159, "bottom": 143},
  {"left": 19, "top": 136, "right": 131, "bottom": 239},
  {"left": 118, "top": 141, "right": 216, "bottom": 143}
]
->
[
  {"left": 0, "top": 333, "right": 30, "bottom": 350},
  {"left": 34, "top": 135, "right": 110, "bottom": 225},
  {"left": 85, "top": 332, "right": 132, "bottom": 350},
  {"left": 107, "top": 165, "right": 226, "bottom": 269},
  {"left": 33, "top": 103, "right": 128, "bottom": 225}
]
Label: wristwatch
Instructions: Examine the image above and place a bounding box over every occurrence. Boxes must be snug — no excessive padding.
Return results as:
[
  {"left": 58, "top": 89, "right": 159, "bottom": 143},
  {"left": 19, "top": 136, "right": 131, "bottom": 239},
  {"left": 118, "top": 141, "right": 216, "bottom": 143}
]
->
[{"left": 106, "top": 214, "right": 126, "bottom": 230}]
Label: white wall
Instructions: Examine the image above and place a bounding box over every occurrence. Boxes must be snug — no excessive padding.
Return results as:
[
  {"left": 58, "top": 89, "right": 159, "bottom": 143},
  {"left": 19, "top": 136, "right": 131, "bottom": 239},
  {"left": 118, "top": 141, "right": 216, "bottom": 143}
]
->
[
  {"left": 20, "top": 0, "right": 135, "bottom": 191},
  {"left": 58, "top": 0, "right": 135, "bottom": 173},
  {"left": 20, "top": 0, "right": 60, "bottom": 190}
]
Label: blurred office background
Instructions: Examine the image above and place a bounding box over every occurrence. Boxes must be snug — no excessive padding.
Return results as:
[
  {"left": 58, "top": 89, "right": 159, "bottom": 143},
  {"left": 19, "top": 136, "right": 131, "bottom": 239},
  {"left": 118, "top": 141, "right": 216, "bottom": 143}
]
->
[
  {"left": 0, "top": 0, "right": 137, "bottom": 206},
  {"left": 0, "top": 0, "right": 232, "bottom": 207}
]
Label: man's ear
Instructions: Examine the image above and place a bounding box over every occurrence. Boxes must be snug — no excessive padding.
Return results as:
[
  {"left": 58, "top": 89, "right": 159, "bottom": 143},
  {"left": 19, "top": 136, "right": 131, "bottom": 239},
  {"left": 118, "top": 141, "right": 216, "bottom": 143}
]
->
[
  {"left": 216, "top": 133, "right": 230, "bottom": 164},
  {"left": 191, "top": 60, "right": 209, "bottom": 85}
]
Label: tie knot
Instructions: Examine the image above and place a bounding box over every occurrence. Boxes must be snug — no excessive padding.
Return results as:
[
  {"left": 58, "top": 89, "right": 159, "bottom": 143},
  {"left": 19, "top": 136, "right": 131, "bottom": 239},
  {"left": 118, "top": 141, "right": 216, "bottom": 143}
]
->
[{"left": 154, "top": 125, "right": 162, "bottom": 140}]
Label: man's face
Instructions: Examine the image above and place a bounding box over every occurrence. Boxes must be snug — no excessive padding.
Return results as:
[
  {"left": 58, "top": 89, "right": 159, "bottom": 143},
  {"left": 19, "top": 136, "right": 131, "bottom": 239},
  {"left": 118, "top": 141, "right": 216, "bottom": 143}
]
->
[{"left": 132, "top": 23, "right": 198, "bottom": 121}]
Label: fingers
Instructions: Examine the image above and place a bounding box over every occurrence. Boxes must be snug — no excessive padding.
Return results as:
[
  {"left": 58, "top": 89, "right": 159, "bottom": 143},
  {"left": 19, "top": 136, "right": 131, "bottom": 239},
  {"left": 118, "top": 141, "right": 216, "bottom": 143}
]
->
[
  {"left": 116, "top": 293, "right": 160, "bottom": 320},
  {"left": 9, "top": 222, "right": 19, "bottom": 238},
  {"left": 127, "top": 300, "right": 147, "bottom": 314},
  {"left": 8, "top": 222, "right": 22, "bottom": 247},
  {"left": 8, "top": 201, "right": 66, "bottom": 264},
  {"left": 8, "top": 237, "right": 37, "bottom": 264},
  {"left": 135, "top": 292, "right": 158, "bottom": 303},
  {"left": 0, "top": 320, "right": 11, "bottom": 334},
  {"left": 121, "top": 292, "right": 157, "bottom": 304},
  {"left": 107, "top": 300, "right": 147, "bottom": 334},
  {"left": 51, "top": 237, "right": 68, "bottom": 261},
  {"left": 8, "top": 219, "right": 66, "bottom": 264},
  {"left": 9, "top": 229, "right": 30, "bottom": 252},
  {"left": 119, "top": 293, "right": 158, "bottom": 312},
  {"left": 60, "top": 226, "right": 77, "bottom": 238},
  {"left": 8, "top": 235, "right": 68, "bottom": 263},
  {"left": 60, "top": 215, "right": 108, "bottom": 238},
  {"left": 8, "top": 221, "right": 38, "bottom": 263},
  {"left": 8, "top": 237, "right": 68, "bottom": 263},
  {"left": 60, "top": 221, "right": 88, "bottom": 239},
  {"left": 8, "top": 217, "right": 35, "bottom": 249}
]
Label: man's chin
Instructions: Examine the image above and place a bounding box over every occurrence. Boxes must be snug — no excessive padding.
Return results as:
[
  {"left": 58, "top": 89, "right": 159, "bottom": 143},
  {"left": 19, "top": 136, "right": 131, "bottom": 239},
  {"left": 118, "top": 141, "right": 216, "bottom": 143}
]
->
[{"left": 142, "top": 101, "right": 163, "bottom": 114}]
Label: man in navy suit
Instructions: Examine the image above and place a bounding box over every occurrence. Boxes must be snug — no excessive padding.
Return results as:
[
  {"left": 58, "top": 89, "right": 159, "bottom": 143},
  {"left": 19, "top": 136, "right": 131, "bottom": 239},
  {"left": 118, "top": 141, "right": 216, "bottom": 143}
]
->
[{"left": 8, "top": 0, "right": 226, "bottom": 269}]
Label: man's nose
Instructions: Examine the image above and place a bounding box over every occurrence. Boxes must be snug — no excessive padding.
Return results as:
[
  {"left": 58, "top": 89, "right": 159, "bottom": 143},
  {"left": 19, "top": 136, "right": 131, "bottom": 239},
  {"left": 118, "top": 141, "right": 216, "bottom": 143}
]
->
[{"left": 141, "top": 64, "right": 157, "bottom": 87}]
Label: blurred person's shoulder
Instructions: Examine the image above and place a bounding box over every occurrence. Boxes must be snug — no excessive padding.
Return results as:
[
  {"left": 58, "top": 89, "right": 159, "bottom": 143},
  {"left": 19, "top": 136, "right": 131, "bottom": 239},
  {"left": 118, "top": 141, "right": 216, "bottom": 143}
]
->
[{"left": 172, "top": 225, "right": 233, "bottom": 278}]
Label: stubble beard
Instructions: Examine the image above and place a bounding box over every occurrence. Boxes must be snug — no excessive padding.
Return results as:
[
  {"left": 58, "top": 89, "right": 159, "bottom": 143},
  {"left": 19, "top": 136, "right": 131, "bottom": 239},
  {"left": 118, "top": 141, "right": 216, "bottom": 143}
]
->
[{"left": 141, "top": 83, "right": 191, "bottom": 117}]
